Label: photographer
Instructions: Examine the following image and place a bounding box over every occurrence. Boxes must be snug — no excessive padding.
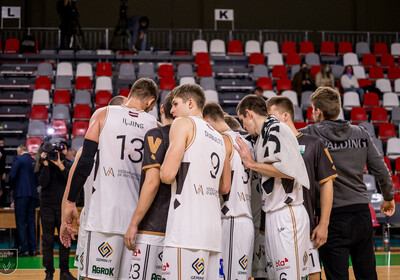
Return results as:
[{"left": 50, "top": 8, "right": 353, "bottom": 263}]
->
[{"left": 38, "top": 141, "right": 76, "bottom": 280}]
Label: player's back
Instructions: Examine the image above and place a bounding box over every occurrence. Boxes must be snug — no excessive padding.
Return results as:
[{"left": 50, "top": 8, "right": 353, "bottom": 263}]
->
[
  {"left": 221, "top": 130, "right": 252, "bottom": 219},
  {"left": 86, "top": 105, "right": 157, "bottom": 234},
  {"left": 165, "top": 116, "right": 226, "bottom": 252}
]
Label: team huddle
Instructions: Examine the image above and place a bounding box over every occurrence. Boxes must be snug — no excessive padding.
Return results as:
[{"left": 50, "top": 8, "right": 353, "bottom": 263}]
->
[{"left": 59, "top": 78, "right": 395, "bottom": 280}]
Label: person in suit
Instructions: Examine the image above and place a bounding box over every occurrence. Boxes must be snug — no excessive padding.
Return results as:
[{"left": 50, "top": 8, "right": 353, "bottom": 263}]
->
[{"left": 9, "top": 144, "right": 38, "bottom": 257}]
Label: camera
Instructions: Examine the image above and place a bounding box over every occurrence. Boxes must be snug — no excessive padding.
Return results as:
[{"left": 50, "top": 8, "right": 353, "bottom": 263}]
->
[{"left": 42, "top": 141, "right": 67, "bottom": 161}]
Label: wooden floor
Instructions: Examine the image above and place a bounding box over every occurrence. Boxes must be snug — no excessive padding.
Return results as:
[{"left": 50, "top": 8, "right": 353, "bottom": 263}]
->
[{"left": 5, "top": 267, "right": 400, "bottom": 280}]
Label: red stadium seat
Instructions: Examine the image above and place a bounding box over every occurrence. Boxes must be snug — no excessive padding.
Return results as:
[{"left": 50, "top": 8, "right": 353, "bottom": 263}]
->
[
  {"left": 362, "top": 54, "right": 377, "bottom": 69},
  {"left": 160, "top": 76, "right": 176, "bottom": 90},
  {"left": 50, "top": 120, "right": 68, "bottom": 137},
  {"left": 96, "top": 62, "right": 112, "bottom": 77},
  {"left": 257, "top": 77, "right": 273, "bottom": 91},
  {"left": 75, "top": 77, "right": 92, "bottom": 91},
  {"left": 4, "top": 38, "right": 19, "bottom": 54},
  {"left": 299, "top": 41, "right": 315, "bottom": 56},
  {"left": 338, "top": 41, "right": 353, "bottom": 56},
  {"left": 369, "top": 66, "right": 384, "bottom": 82},
  {"left": 358, "top": 79, "right": 372, "bottom": 88},
  {"left": 272, "top": 65, "right": 288, "bottom": 80},
  {"left": 383, "top": 156, "right": 392, "bottom": 174},
  {"left": 53, "top": 90, "right": 71, "bottom": 106},
  {"left": 158, "top": 64, "right": 174, "bottom": 78},
  {"left": 371, "top": 107, "right": 388, "bottom": 124},
  {"left": 388, "top": 66, "right": 400, "bottom": 82},
  {"left": 378, "top": 122, "right": 396, "bottom": 141},
  {"left": 73, "top": 104, "right": 92, "bottom": 120},
  {"left": 285, "top": 53, "right": 301, "bottom": 68},
  {"left": 395, "top": 158, "right": 400, "bottom": 175},
  {"left": 380, "top": 54, "right": 395, "bottom": 69},
  {"left": 26, "top": 137, "right": 43, "bottom": 154},
  {"left": 294, "top": 121, "right": 307, "bottom": 129},
  {"left": 391, "top": 175, "right": 400, "bottom": 192},
  {"left": 174, "top": 50, "right": 190, "bottom": 56},
  {"left": 368, "top": 204, "right": 380, "bottom": 228},
  {"left": 119, "top": 89, "right": 130, "bottom": 97},
  {"left": 281, "top": 41, "right": 297, "bottom": 55},
  {"left": 249, "top": 53, "right": 265, "bottom": 65},
  {"left": 30, "top": 105, "right": 48, "bottom": 121},
  {"left": 310, "top": 65, "right": 322, "bottom": 79},
  {"left": 197, "top": 64, "right": 213, "bottom": 77},
  {"left": 373, "top": 42, "right": 388, "bottom": 56},
  {"left": 350, "top": 107, "right": 367, "bottom": 124},
  {"left": 227, "top": 40, "right": 244, "bottom": 56},
  {"left": 363, "top": 92, "right": 380, "bottom": 109},
  {"left": 195, "top": 53, "right": 210, "bottom": 65},
  {"left": 276, "top": 78, "right": 292, "bottom": 91},
  {"left": 35, "top": 76, "right": 51, "bottom": 90},
  {"left": 95, "top": 91, "right": 112, "bottom": 107},
  {"left": 320, "top": 41, "right": 336, "bottom": 57},
  {"left": 72, "top": 121, "right": 89, "bottom": 138},
  {"left": 306, "top": 107, "right": 315, "bottom": 124}
]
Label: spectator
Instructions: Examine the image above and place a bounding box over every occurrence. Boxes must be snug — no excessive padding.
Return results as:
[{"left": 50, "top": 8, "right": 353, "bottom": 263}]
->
[
  {"left": 66, "top": 148, "right": 76, "bottom": 163},
  {"left": 57, "top": 0, "right": 73, "bottom": 49},
  {"left": 127, "top": 16, "right": 149, "bottom": 52},
  {"left": 0, "top": 137, "right": 7, "bottom": 206},
  {"left": 38, "top": 140, "right": 75, "bottom": 280},
  {"left": 293, "top": 62, "right": 316, "bottom": 97},
  {"left": 315, "top": 63, "right": 335, "bottom": 89},
  {"left": 340, "top": 65, "right": 365, "bottom": 102},
  {"left": 253, "top": 87, "right": 267, "bottom": 100},
  {"left": 8, "top": 144, "right": 38, "bottom": 257}
]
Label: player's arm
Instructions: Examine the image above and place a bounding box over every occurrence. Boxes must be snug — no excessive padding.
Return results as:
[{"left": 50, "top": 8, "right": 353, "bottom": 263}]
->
[
  {"left": 219, "top": 135, "right": 232, "bottom": 195},
  {"left": 160, "top": 118, "right": 191, "bottom": 184},
  {"left": 234, "top": 136, "right": 292, "bottom": 179},
  {"left": 125, "top": 167, "right": 160, "bottom": 251}
]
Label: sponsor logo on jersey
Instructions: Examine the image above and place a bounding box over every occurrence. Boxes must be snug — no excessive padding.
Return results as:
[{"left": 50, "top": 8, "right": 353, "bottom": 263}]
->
[
  {"left": 158, "top": 251, "right": 163, "bottom": 262},
  {"left": 276, "top": 258, "right": 290, "bottom": 270},
  {"left": 299, "top": 145, "right": 306, "bottom": 154},
  {"left": 132, "top": 249, "right": 141, "bottom": 260},
  {"left": 151, "top": 273, "right": 163, "bottom": 280},
  {"left": 148, "top": 136, "right": 162, "bottom": 160},
  {"left": 324, "top": 138, "right": 368, "bottom": 150},
  {"left": 161, "top": 262, "right": 170, "bottom": 275},
  {"left": 92, "top": 265, "right": 114, "bottom": 276},
  {"left": 123, "top": 118, "right": 144, "bottom": 129},
  {"left": 98, "top": 242, "right": 113, "bottom": 258},
  {"left": 193, "top": 184, "right": 204, "bottom": 195},
  {"left": 103, "top": 167, "right": 114, "bottom": 177},
  {"left": 237, "top": 192, "right": 246, "bottom": 201},
  {"left": 192, "top": 258, "right": 205, "bottom": 275},
  {"left": 193, "top": 184, "right": 219, "bottom": 197},
  {"left": 278, "top": 227, "right": 285, "bottom": 233},
  {"left": 79, "top": 252, "right": 84, "bottom": 271},
  {"left": 301, "top": 276, "right": 309, "bottom": 280},
  {"left": 129, "top": 111, "right": 139, "bottom": 118},
  {"left": 303, "top": 251, "right": 308, "bottom": 266},
  {"left": 239, "top": 255, "right": 248, "bottom": 270},
  {"left": 219, "top": 259, "right": 224, "bottom": 278}
]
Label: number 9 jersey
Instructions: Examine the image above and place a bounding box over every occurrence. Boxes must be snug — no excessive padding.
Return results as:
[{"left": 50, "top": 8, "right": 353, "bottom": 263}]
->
[
  {"left": 164, "top": 116, "right": 226, "bottom": 252},
  {"left": 85, "top": 105, "right": 158, "bottom": 235}
]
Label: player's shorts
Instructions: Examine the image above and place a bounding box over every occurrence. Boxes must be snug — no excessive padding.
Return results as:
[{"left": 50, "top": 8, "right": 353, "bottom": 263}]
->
[
  {"left": 308, "top": 239, "right": 321, "bottom": 275},
  {"left": 128, "top": 233, "right": 164, "bottom": 280},
  {"left": 74, "top": 208, "right": 87, "bottom": 280},
  {"left": 161, "top": 246, "right": 224, "bottom": 279},
  {"left": 221, "top": 216, "right": 254, "bottom": 280},
  {"left": 83, "top": 231, "right": 132, "bottom": 280},
  {"left": 252, "top": 230, "right": 268, "bottom": 278},
  {"left": 264, "top": 204, "right": 310, "bottom": 280}
]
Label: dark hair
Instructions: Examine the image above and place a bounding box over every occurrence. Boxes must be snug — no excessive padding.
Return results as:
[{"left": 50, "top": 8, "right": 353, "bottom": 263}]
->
[
  {"left": 128, "top": 78, "right": 158, "bottom": 102},
  {"left": 254, "top": 87, "right": 263, "bottom": 93},
  {"left": 310, "top": 87, "right": 341, "bottom": 120},
  {"left": 203, "top": 101, "right": 225, "bottom": 121},
  {"left": 320, "top": 63, "right": 332, "bottom": 79},
  {"left": 139, "top": 16, "right": 149, "bottom": 28},
  {"left": 162, "top": 92, "right": 174, "bottom": 120},
  {"left": 224, "top": 115, "right": 242, "bottom": 130},
  {"left": 170, "top": 84, "right": 206, "bottom": 110},
  {"left": 236, "top": 95, "right": 268, "bottom": 117},
  {"left": 266, "top": 96, "right": 295, "bottom": 121},
  {"left": 343, "top": 65, "right": 354, "bottom": 75}
]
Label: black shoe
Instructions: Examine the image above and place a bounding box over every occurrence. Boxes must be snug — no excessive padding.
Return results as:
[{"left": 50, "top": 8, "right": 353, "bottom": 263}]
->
[
  {"left": 18, "top": 251, "right": 29, "bottom": 257},
  {"left": 60, "top": 271, "right": 77, "bottom": 280},
  {"left": 44, "top": 272, "right": 53, "bottom": 280},
  {"left": 30, "top": 250, "right": 37, "bottom": 256}
]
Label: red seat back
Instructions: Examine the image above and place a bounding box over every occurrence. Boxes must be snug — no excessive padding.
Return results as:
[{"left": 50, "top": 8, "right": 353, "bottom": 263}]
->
[
  {"left": 249, "top": 53, "right": 265, "bottom": 65},
  {"left": 73, "top": 104, "right": 92, "bottom": 120},
  {"left": 350, "top": 107, "right": 367, "bottom": 124},
  {"left": 286, "top": 53, "right": 301, "bottom": 67},
  {"left": 363, "top": 92, "right": 379, "bottom": 109},
  {"left": 338, "top": 41, "right": 353, "bottom": 55},
  {"left": 373, "top": 42, "right": 388, "bottom": 56},
  {"left": 369, "top": 66, "right": 384, "bottom": 81},
  {"left": 195, "top": 53, "right": 210, "bottom": 65},
  {"left": 26, "top": 137, "right": 43, "bottom": 154},
  {"left": 160, "top": 76, "right": 176, "bottom": 90},
  {"left": 276, "top": 78, "right": 292, "bottom": 91},
  {"left": 96, "top": 62, "right": 112, "bottom": 77},
  {"left": 95, "top": 91, "right": 112, "bottom": 106},
  {"left": 388, "top": 66, "right": 400, "bottom": 82},
  {"left": 272, "top": 65, "right": 288, "bottom": 80},
  {"left": 30, "top": 105, "right": 48, "bottom": 121},
  {"left": 306, "top": 107, "right": 315, "bottom": 123},
  {"left": 227, "top": 40, "right": 243, "bottom": 56},
  {"left": 5, "top": 38, "right": 19, "bottom": 54},
  {"left": 358, "top": 79, "right": 372, "bottom": 88},
  {"left": 299, "top": 41, "right": 315, "bottom": 55},
  {"left": 50, "top": 120, "right": 68, "bottom": 136},
  {"left": 197, "top": 64, "right": 213, "bottom": 77},
  {"left": 257, "top": 77, "right": 273, "bottom": 91},
  {"left": 35, "top": 76, "right": 51, "bottom": 90},
  {"left": 381, "top": 54, "right": 395, "bottom": 68},
  {"left": 371, "top": 107, "right": 388, "bottom": 123},
  {"left": 119, "top": 89, "right": 130, "bottom": 97},
  {"left": 362, "top": 54, "right": 377, "bottom": 68},
  {"left": 320, "top": 41, "right": 336, "bottom": 56},
  {"left": 281, "top": 41, "right": 297, "bottom": 55},
  {"left": 383, "top": 156, "right": 392, "bottom": 173},
  {"left": 310, "top": 65, "right": 322, "bottom": 79},
  {"left": 75, "top": 77, "right": 92, "bottom": 90},
  {"left": 158, "top": 64, "right": 174, "bottom": 78},
  {"left": 53, "top": 90, "right": 71, "bottom": 106},
  {"left": 378, "top": 123, "right": 396, "bottom": 141},
  {"left": 72, "top": 121, "right": 89, "bottom": 137}
]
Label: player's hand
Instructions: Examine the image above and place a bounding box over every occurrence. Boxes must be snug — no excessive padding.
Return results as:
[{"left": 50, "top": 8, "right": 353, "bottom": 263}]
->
[
  {"left": 124, "top": 224, "right": 138, "bottom": 251},
  {"left": 60, "top": 221, "right": 75, "bottom": 248},
  {"left": 381, "top": 199, "right": 395, "bottom": 217},
  {"left": 60, "top": 201, "right": 79, "bottom": 247},
  {"left": 311, "top": 223, "right": 328, "bottom": 249},
  {"left": 234, "top": 136, "right": 255, "bottom": 169}
]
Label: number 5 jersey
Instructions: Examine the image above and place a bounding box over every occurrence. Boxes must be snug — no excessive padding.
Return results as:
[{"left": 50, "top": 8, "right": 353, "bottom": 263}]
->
[{"left": 85, "top": 105, "right": 158, "bottom": 234}]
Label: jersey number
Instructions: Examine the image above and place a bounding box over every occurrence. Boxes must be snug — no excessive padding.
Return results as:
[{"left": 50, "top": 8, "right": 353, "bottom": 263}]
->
[
  {"left": 210, "top": 152, "right": 220, "bottom": 179},
  {"left": 129, "top": 263, "right": 140, "bottom": 279},
  {"left": 116, "top": 135, "right": 144, "bottom": 163}
]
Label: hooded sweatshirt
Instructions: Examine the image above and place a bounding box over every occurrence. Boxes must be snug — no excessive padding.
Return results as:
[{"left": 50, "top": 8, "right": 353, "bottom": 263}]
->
[{"left": 301, "top": 120, "right": 393, "bottom": 209}]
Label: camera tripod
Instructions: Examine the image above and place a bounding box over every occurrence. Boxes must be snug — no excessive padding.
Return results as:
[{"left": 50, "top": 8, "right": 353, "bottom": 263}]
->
[
  {"left": 110, "top": 0, "right": 130, "bottom": 50},
  {"left": 69, "top": 1, "right": 87, "bottom": 50}
]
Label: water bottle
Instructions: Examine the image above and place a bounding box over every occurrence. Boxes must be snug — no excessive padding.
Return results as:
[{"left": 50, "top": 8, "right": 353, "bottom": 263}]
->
[
  {"left": 150, "top": 45, "right": 154, "bottom": 53},
  {"left": 383, "top": 223, "right": 390, "bottom": 252}
]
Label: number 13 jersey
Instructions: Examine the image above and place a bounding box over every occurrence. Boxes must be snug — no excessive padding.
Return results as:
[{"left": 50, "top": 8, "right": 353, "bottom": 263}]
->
[
  {"left": 85, "top": 105, "right": 157, "bottom": 234},
  {"left": 164, "top": 116, "right": 226, "bottom": 252}
]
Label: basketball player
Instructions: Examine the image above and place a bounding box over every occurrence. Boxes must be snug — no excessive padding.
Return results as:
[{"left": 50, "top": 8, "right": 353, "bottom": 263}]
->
[
  {"left": 235, "top": 95, "right": 310, "bottom": 280},
  {"left": 203, "top": 102, "right": 254, "bottom": 280},
  {"left": 159, "top": 84, "right": 230, "bottom": 279},
  {"left": 123, "top": 94, "right": 173, "bottom": 280},
  {"left": 266, "top": 96, "right": 337, "bottom": 280},
  {"left": 61, "top": 78, "right": 158, "bottom": 280}
]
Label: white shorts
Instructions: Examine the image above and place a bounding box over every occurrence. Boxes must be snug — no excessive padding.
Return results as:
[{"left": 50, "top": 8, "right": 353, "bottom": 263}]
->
[
  {"left": 264, "top": 204, "right": 310, "bottom": 280},
  {"left": 221, "top": 216, "right": 254, "bottom": 280},
  {"left": 128, "top": 233, "right": 165, "bottom": 280},
  {"left": 83, "top": 231, "right": 132, "bottom": 280},
  {"left": 308, "top": 239, "right": 321, "bottom": 275},
  {"left": 252, "top": 230, "right": 268, "bottom": 278},
  {"left": 161, "top": 246, "right": 224, "bottom": 280},
  {"left": 74, "top": 208, "right": 87, "bottom": 279}
]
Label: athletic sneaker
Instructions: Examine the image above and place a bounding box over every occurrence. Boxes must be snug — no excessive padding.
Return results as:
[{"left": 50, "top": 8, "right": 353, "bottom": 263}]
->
[{"left": 60, "top": 271, "right": 76, "bottom": 280}]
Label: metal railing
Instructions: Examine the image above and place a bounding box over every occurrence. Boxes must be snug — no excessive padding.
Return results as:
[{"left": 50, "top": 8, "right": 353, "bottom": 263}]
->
[{"left": 319, "top": 31, "right": 400, "bottom": 46}]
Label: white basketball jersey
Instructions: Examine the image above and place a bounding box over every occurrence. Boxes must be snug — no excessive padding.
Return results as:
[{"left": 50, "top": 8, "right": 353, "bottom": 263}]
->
[
  {"left": 86, "top": 105, "right": 157, "bottom": 234},
  {"left": 221, "top": 130, "right": 252, "bottom": 219},
  {"left": 164, "top": 116, "right": 226, "bottom": 252}
]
